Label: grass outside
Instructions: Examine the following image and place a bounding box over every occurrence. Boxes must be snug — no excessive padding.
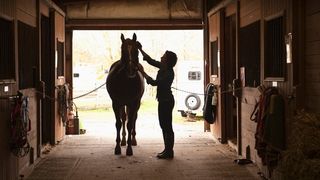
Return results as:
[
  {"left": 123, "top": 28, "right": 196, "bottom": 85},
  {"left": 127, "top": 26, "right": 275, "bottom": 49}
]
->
[{"left": 78, "top": 98, "right": 204, "bottom": 124}]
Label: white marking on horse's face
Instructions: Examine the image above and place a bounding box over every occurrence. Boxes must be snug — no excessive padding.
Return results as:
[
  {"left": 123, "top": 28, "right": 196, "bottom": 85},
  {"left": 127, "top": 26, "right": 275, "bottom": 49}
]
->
[{"left": 128, "top": 45, "right": 133, "bottom": 61}]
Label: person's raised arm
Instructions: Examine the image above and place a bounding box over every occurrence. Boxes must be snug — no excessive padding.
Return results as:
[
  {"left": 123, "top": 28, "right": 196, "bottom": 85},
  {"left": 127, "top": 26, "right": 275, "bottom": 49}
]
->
[{"left": 136, "top": 41, "right": 162, "bottom": 68}]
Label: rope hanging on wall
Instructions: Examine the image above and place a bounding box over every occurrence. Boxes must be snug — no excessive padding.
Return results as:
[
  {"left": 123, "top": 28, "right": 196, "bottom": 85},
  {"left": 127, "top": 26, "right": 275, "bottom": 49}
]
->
[{"left": 9, "top": 92, "right": 31, "bottom": 157}]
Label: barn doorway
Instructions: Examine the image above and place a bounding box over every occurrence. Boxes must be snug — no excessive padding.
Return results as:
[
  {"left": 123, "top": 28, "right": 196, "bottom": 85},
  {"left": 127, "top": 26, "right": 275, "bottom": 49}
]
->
[{"left": 71, "top": 30, "right": 204, "bottom": 138}]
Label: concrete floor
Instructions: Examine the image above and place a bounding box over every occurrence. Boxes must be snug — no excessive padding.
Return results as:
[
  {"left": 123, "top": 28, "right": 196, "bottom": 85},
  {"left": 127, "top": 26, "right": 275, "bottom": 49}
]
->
[{"left": 25, "top": 113, "right": 261, "bottom": 180}]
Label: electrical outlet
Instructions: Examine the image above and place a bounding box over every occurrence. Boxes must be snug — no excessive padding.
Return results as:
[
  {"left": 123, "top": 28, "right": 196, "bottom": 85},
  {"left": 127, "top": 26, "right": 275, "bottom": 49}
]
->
[
  {"left": 4, "top": 86, "right": 9, "bottom": 92},
  {"left": 272, "top": 81, "right": 278, "bottom": 87}
]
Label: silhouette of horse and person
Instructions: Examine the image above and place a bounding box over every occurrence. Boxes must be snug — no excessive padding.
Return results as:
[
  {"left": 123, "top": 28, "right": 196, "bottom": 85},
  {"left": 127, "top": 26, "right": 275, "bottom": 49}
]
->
[{"left": 106, "top": 33, "right": 177, "bottom": 158}]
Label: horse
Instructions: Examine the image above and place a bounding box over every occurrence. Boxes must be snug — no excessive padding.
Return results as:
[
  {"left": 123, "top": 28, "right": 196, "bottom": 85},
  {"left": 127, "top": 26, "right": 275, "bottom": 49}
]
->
[{"left": 106, "top": 33, "right": 145, "bottom": 156}]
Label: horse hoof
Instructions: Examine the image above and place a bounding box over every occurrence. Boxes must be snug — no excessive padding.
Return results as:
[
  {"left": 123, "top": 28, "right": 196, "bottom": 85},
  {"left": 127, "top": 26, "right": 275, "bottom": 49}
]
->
[
  {"left": 132, "top": 139, "right": 137, "bottom": 146},
  {"left": 115, "top": 146, "right": 121, "bottom": 155},
  {"left": 121, "top": 140, "right": 126, "bottom": 146},
  {"left": 126, "top": 148, "right": 133, "bottom": 156}
]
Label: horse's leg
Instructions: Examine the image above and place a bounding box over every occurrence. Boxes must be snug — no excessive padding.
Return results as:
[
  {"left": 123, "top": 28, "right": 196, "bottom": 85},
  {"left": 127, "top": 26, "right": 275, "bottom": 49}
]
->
[
  {"left": 132, "top": 101, "right": 140, "bottom": 146},
  {"left": 120, "top": 107, "right": 127, "bottom": 146},
  {"left": 131, "top": 110, "right": 138, "bottom": 146},
  {"left": 125, "top": 109, "right": 134, "bottom": 156},
  {"left": 126, "top": 102, "right": 140, "bottom": 155},
  {"left": 113, "top": 103, "right": 122, "bottom": 155}
]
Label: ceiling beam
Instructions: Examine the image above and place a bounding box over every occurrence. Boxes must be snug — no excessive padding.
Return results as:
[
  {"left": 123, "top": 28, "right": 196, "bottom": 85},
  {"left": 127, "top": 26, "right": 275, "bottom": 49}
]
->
[{"left": 66, "top": 18, "right": 204, "bottom": 30}]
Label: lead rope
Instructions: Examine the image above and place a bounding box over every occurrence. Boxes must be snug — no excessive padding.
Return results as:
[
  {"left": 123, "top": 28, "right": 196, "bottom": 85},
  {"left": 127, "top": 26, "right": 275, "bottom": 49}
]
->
[{"left": 10, "top": 93, "right": 31, "bottom": 157}]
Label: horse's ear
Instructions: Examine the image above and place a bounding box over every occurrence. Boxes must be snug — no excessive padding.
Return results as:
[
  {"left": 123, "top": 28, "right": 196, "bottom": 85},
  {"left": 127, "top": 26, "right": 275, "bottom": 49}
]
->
[
  {"left": 132, "top": 33, "right": 137, "bottom": 41},
  {"left": 121, "top": 33, "right": 125, "bottom": 42}
]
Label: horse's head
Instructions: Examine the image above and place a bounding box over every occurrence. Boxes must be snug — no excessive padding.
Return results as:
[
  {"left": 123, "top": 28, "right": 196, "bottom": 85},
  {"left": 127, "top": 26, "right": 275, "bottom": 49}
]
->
[{"left": 120, "top": 33, "right": 139, "bottom": 78}]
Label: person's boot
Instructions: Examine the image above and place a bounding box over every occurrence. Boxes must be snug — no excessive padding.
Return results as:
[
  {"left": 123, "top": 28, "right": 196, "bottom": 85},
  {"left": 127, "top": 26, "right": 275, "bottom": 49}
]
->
[
  {"left": 157, "top": 132, "right": 174, "bottom": 159},
  {"left": 157, "top": 131, "right": 166, "bottom": 156},
  {"left": 157, "top": 149, "right": 174, "bottom": 159}
]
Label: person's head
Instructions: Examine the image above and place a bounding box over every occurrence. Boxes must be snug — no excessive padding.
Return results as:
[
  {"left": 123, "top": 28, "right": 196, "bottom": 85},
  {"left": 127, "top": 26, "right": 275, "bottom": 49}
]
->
[{"left": 161, "top": 51, "right": 177, "bottom": 68}]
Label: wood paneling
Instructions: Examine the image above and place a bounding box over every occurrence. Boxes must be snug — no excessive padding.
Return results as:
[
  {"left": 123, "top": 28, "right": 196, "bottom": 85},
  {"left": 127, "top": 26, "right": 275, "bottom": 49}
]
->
[
  {"left": 305, "top": 69, "right": 320, "bottom": 83},
  {"left": 209, "top": 13, "right": 218, "bottom": 41},
  {"left": 262, "top": 0, "right": 286, "bottom": 18},
  {"left": 305, "top": 96, "right": 320, "bottom": 112},
  {"left": 0, "top": 0, "right": 15, "bottom": 19},
  {"left": 305, "top": 55, "right": 320, "bottom": 68},
  {"left": 55, "top": 12, "right": 65, "bottom": 42},
  {"left": 305, "top": 83, "right": 320, "bottom": 96},
  {"left": 240, "top": 87, "right": 260, "bottom": 163},
  {"left": 306, "top": 41, "right": 320, "bottom": 55},
  {"left": 305, "top": 1, "right": 320, "bottom": 112},
  {"left": 305, "top": 0, "right": 320, "bottom": 16},
  {"left": 65, "top": 0, "right": 203, "bottom": 20},
  {"left": 17, "top": 0, "right": 36, "bottom": 27},
  {"left": 0, "top": 99, "right": 19, "bottom": 180},
  {"left": 225, "top": 2, "right": 236, "bottom": 17},
  {"left": 239, "top": 0, "right": 260, "bottom": 27},
  {"left": 306, "top": 13, "right": 320, "bottom": 42},
  {"left": 54, "top": 11, "right": 66, "bottom": 143},
  {"left": 40, "top": 0, "right": 50, "bottom": 17}
]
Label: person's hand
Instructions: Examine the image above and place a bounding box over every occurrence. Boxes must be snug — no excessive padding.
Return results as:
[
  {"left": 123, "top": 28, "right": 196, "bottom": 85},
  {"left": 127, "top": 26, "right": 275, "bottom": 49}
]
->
[{"left": 136, "top": 41, "right": 142, "bottom": 50}]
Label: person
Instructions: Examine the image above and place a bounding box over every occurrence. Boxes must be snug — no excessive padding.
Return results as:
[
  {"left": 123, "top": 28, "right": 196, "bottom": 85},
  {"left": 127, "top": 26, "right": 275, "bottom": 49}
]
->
[{"left": 136, "top": 41, "right": 177, "bottom": 159}]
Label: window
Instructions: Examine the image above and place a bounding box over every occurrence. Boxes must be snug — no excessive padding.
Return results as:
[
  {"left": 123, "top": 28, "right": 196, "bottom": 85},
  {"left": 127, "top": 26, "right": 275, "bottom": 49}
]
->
[
  {"left": 188, "top": 71, "right": 201, "bottom": 80},
  {"left": 210, "top": 40, "right": 218, "bottom": 76},
  {"left": 264, "top": 15, "right": 285, "bottom": 80},
  {"left": 239, "top": 21, "right": 261, "bottom": 87},
  {"left": 0, "top": 18, "right": 15, "bottom": 80},
  {"left": 57, "top": 40, "right": 64, "bottom": 77},
  {"left": 18, "top": 21, "right": 37, "bottom": 89}
]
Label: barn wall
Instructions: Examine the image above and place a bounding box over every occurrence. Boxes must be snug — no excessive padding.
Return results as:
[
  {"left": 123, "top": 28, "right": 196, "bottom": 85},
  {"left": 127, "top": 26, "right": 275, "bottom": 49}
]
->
[
  {"left": 16, "top": 0, "right": 38, "bottom": 174},
  {"left": 0, "top": 0, "right": 20, "bottom": 179},
  {"left": 208, "top": 12, "right": 224, "bottom": 141},
  {"left": 207, "top": 0, "right": 298, "bottom": 176},
  {"left": 0, "top": 98, "right": 18, "bottom": 180},
  {"left": 40, "top": 1, "right": 50, "bottom": 17},
  {"left": 239, "top": 0, "right": 294, "bottom": 173},
  {"left": 16, "top": 0, "right": 39, "bottom": 174},
  {"left": 65, "top": 0, "right": 202, "bottom": 19},
  {"left": 305, "top": 0, "right": 320, "bottom": 112},
  {"left": 0, "top": 0, "right": 38, "bottom": 178},
  {"left": 0, "top": 0, "right": 66, "bottom": 178},
  {"left": 54, "top": 11, "right": 66, "bottom": 142},
  {"left": 238, "top": 0, "right": 262, "bottom": 168}
]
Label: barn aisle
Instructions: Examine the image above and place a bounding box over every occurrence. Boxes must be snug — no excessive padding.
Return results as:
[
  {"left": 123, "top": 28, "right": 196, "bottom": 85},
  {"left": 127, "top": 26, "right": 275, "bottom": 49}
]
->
[{"left": 25, "top": 114, "right": 260, "bottom": 180}]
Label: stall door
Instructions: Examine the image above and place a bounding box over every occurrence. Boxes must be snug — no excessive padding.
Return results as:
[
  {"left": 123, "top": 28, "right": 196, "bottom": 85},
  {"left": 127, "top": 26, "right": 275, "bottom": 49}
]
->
[{"left": 41, "top": 15, "right": 55, "bottom": 145}]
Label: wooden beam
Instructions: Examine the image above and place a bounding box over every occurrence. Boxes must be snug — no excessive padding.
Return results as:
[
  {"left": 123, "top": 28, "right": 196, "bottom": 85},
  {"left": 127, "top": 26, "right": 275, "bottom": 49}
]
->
[{"left": 66, "top": 18, "right": 204, "bottom": 30}]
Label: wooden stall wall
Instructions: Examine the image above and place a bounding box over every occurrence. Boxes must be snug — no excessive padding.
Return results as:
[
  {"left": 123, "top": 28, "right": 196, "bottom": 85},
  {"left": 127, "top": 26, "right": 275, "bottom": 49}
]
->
[
  {"left": 16, "top": 0, "right": 39, "bottom": 174},
  {"left": 0, "top": 0, "right": 40, "bottom": 179},
  {"left": 305, "top": 0, "right": 320, "bottom": 113},
  {"left": 54, "top": 11, "right": 66, "bottom": 143},
  {"left": 238, "top": 0, "right": 261, "bottom": 165},
  {"left": 1, "top": 0, "right": 66, "bottom": 178},
  {"left": 208, "top": 12, "right": 224, "bottom": 142},
  {"left": 0, "top": 4, "right": 17, "bottom": 179},
  {"left": 238, "top": 0, "right": 294, "bottom": 175}
]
